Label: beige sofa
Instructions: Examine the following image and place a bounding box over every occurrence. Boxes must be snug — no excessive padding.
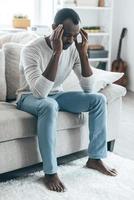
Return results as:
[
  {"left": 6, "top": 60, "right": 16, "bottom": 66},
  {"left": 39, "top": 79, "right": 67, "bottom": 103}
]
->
[{"left": 0, "top": 32, "right": 126, "bottom": 174}]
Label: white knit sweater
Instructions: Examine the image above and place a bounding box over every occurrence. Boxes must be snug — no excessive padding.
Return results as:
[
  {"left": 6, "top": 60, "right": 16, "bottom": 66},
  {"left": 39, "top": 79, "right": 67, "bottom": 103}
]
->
[{"left": 16, "top": 37, "right": 94, "bottom": 101}]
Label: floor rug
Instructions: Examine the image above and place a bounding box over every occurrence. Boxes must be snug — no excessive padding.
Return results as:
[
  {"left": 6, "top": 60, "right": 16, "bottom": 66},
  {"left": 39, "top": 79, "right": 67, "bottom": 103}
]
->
[{"left": 0, "top": 153, "right": 134, "bottom": 200}]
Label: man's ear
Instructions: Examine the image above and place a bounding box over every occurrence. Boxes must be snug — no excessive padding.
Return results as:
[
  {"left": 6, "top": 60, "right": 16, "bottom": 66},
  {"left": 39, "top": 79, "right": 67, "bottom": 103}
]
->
[{"left": 52, "top": 24, "right": 57, "bottom": 30}]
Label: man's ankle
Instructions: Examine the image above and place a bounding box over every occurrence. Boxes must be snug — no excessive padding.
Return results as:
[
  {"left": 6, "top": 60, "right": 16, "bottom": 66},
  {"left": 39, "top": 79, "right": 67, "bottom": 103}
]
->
[{"left": 45, "top": 173, "right": 57, "bottom": 177}]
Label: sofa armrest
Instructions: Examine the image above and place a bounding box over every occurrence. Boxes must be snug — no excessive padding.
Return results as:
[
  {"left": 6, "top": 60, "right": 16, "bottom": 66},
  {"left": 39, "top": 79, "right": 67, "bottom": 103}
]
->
[{"left": 100, "top": 84, "right": 127, "bottom": 103}]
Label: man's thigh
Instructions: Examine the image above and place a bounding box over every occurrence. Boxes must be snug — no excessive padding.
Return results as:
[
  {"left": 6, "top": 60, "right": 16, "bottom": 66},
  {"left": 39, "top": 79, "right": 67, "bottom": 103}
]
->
[
  {"left": 16, "top": 94, "right": 57, "bottom": 117},
  {"left": 53, "top": 91, "right": 99, "bottom": 113}
]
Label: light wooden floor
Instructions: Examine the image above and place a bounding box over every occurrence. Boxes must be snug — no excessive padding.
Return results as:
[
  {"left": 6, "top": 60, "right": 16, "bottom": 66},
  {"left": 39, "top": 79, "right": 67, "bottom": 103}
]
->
[{"left": 114, "top": 91, "right": 134, "bottom": 160}]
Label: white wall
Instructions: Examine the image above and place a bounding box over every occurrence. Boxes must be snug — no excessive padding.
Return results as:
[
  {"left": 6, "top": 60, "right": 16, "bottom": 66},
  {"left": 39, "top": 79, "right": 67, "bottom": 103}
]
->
[
  {"left": 0, "top": 0, "right": 54, "bottom": 26},
  {"left": 112, "top": 0, "right": 134, "bottom": 91},
  {"left": 0, "top": 0, "right": 35, "bottom": 25}
]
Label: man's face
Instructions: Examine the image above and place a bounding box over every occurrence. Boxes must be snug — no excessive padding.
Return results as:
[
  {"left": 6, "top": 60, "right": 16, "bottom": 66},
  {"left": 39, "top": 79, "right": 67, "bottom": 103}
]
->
[
  {"left": 53, "top": 19, "right": 80, "bottom": 50},
  {"left": 62, "top": 19, "right": 80, "bottom": 50}
]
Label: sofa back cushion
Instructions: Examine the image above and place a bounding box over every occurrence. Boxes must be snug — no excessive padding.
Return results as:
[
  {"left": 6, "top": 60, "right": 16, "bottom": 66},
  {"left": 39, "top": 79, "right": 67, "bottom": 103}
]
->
[
  {"left": 0, "top": 32, "right": 38, "bottom": 48},
  {"left": 0, "top": 32, "right": 38, "bottom": 101},
  {"left": 0, "top": 49, "right": 6, "bottom": 101},
  {"left": 3, "top": 43, "right": 23, "bottom": 101}
]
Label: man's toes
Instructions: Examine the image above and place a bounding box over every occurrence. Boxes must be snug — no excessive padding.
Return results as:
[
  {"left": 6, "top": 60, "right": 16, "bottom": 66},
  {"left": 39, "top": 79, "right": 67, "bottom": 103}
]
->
[
  {"left": 111, "top": 168, "right": 118, "bottom": 174},
  {"left": 107, "top": 169, "right": 117, "bottom": 176},
  {"left": 107, "top": 168, "right": 118, "bottom": 176},
  {"left": 105, "top": 170, "right": 113, "bottom": 176},
  {"left": 49, "top": 184, "right": 55, "bottom": 191},
  {"left": 99, "top": 167, "right": 115, "bottom": 176},
  {"left": 53, "top": 184, "right": 58, "bottom": 192},
  {"left": 60, "top": 182, "right": 66, "bottom": 192},
  {"left": 57, "top": 184, "right": 62, "bottom": 192},
  {"left": 110, "top": 169, "right": 118, "bottom": 176},
  {"left": 55, "top": 185, "right": 60, "bottom": 192},
  {"left": 53, "top": 184, "right": 59, "bottom": 192},
  {"left": 51, "top": 183, "right": 64, "bottom": 192}
]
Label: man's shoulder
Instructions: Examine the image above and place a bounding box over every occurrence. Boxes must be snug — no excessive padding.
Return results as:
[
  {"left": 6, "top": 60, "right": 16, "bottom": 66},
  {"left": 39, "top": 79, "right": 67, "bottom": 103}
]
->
[
  {"left": 25, "top": 36, "right": 45, "bottom": 48},
  {"left": 22, "top": 37, "right": 47, "bottom": 55}
]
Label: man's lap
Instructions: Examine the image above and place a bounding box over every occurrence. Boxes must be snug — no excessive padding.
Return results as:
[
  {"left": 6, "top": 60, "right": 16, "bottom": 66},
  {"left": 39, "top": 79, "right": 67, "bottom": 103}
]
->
[{"left": 16, "top": 91, "right": 103, "bottom": 115}]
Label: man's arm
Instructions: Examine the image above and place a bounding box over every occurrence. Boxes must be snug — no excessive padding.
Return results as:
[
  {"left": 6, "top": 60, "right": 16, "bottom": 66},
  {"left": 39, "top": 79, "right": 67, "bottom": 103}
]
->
[
  {"left": 73, "top": 29, "right": 94, "bottom": 92},
  {"left": 42, "top": 24, "right": 64, "bottom": 81},
  {"left": 79, "top": 52, "right": 92, "bottom": 77},
  {"left": 75, "top": 29, "right": 93, "bottom": 77},
  {"left": 21, "top": 25, "right": 64, "bottom": 98}
]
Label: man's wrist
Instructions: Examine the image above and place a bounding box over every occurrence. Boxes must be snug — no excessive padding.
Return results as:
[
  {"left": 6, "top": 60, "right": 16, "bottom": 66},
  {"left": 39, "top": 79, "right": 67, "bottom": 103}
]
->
[
  {"left": 53, "top": 51, "right": 62, "bottom": 57},
  {"left": 79, "top": 51, "right": 88, "bottom": 58}
]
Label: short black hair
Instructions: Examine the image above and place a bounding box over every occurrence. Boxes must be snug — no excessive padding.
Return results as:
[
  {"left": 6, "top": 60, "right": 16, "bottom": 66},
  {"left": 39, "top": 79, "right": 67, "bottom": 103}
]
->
[{"left": 54, "top": 8, "right": 80, "bottom": 25}]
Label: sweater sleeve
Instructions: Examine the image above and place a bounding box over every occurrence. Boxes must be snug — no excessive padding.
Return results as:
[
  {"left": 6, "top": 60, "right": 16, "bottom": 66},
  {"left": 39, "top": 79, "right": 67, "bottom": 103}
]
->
[
  {"left": 73, "top": 50, "right": 94, "bottom": 93},
  {"left": 21, "top": 46, "right": 54, "bottom": 98}
]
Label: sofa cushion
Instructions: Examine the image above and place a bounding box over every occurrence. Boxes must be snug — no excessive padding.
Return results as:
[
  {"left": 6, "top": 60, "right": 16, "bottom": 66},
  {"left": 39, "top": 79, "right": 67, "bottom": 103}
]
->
[
  {"left": 0, "top": 49, "right": 6, "bottom": 101},
  {"left": 91, "top": 67, "right": 124, "bottom": 92},
  {"left": 0, "top": 32, "right": 38, "bottom": 48},
  {"left": 100, "top": 84, "right": 127, "bottom": 103},
  {"left": 63, "top": 71, "right": 126, "bottom": 102},
  {"left": 0, "top": 102, "right": 86, "bottom": 143},
  {"left": 3, "top": 43, "right": 23, "bottom": 100},
  {"left": 0, "top": 32, "right": 38, "bottom": 101}
]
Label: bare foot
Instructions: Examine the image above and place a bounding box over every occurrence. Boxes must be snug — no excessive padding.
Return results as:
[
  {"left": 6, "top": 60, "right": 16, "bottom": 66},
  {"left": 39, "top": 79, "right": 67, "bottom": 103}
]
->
[
  {"left": 86, "top": 158, "right": 118, "bottom": 176},
  {"left": 43, "top": 173, "right": 66, "bottom": 192}
]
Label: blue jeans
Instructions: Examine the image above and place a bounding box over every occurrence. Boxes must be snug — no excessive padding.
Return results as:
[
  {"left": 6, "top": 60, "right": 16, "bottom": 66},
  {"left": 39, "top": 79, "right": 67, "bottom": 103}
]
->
[{"left": 16, "top": 91, "right": 107, "bottom": 174}]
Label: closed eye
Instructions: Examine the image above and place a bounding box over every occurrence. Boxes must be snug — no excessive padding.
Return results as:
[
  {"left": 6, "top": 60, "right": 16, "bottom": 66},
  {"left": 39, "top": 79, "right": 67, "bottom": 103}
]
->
[
  {"left": 63, "top": 32, "right": 71, "bottom": 37},
  {"left": 63, "top": 32, "right": 79, "bottom": 39}
]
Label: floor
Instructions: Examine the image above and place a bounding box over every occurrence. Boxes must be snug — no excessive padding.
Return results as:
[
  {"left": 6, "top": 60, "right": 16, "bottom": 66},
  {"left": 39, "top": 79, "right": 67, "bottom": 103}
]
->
[{"left": 0, "top": 91, "right": 134, "bottom": 181}]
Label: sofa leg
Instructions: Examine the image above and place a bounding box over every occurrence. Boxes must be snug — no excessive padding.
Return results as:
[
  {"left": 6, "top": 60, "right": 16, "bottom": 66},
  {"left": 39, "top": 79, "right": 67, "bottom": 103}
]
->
[{"left": 107, "top": 140, "right": 115, "bottom": 152}]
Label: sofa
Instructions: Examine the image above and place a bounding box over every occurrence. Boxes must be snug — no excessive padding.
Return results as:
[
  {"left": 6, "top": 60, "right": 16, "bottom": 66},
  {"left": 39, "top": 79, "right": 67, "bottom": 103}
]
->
[{"left": 0, "top": 32, "right": 126, "bottom": 174}]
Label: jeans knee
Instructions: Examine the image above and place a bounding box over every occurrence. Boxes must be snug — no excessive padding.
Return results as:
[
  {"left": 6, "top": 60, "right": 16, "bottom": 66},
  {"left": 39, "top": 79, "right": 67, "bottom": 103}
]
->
[
  {"left": 97, "top": 93, "right": 107, "bottom": 105},
  {"left": 90, "top": 93, "right": 107, "bottom": 106},
  {"left": 38, "top": 98, "right": 59, "bottom": 115}
]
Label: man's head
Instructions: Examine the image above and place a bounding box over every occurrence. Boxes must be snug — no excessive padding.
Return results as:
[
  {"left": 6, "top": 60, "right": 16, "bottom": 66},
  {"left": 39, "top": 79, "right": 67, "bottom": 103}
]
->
[{"left": 53, "top": 8, "right": 81, "bottom": 50}]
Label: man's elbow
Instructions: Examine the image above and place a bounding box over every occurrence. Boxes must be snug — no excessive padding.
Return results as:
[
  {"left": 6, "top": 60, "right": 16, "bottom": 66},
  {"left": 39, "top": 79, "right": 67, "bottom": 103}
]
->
[{"left": 32, "top": 88, "right": 47, "bottom": 99}]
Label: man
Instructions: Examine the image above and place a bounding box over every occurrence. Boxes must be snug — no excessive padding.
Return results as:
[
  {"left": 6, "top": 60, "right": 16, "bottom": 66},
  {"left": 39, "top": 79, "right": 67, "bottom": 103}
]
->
[{"left": 16, "top": 8, "right": 117, "bottom": 192}]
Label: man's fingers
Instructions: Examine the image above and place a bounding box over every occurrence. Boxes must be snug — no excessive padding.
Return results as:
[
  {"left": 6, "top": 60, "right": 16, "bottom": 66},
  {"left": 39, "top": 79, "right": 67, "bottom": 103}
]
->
[
  {"left": 59, "top": 28, "right": 64, "bottom": 39},
  {"left": 81, "top": 28, "right": 88, "bottom": 38},
  {"left": 80, "top": 29, "right": 88, "bottom": 42},
  {"left": 50, "top": 26, "right": 61, "bottom": 41},
  {"left": 54, "top": 26, "right": 62, "bottom": 39},
  {"left": 80, "top": 30, "right": 88, "bottom": 41},
  {"left": 53, "top": 24, "right": 63, "bottom": 40},
  {"left": 53, "top": 28, "right": 61, "bottom": 40}
]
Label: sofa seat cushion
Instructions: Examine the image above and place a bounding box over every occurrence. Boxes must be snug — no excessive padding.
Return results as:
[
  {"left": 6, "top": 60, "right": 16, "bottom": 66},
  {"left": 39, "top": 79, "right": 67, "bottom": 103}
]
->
[{"left": 0, "top": 102, "right": 86, "bottom": 143}]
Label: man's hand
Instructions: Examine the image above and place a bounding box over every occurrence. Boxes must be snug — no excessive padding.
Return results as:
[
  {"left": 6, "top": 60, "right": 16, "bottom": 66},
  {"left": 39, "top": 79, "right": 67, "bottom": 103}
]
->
[
  {"left": 75, "top": 28, "right": 89, "bottom": 55},
  {"left": 50, "top": 24, "right": 64, "bottom": 55},
  {"left": 42, "top": 25, "right": 64, "bottom": 82},
  {"left": 75, "top": 29, "right": 92, "bottom": 77}
]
